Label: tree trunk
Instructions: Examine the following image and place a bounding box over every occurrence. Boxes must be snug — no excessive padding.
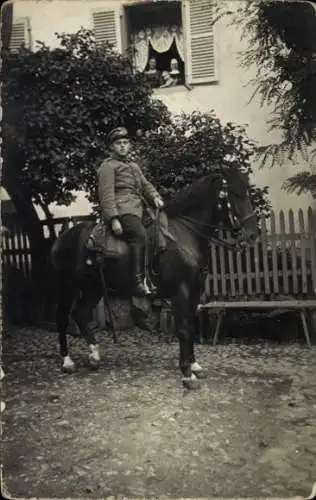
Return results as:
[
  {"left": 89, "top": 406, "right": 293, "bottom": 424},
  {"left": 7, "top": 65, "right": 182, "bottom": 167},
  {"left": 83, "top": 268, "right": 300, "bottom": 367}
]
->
[
  {"left": 37, "top": 200, "right": 57, "bottom": 240},
  {"left": 2, "top": 144, "right": 50, "bottom": 323},
  {"left": 3, "top": 145, "right": 46, "bottom": 253}
]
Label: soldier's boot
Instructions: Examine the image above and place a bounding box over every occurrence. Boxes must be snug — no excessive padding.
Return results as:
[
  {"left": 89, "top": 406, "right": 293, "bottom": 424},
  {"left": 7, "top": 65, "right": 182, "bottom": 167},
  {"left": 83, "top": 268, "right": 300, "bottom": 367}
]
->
[{"left": 130, "top": 244, "right": 152, "bottom": 297}]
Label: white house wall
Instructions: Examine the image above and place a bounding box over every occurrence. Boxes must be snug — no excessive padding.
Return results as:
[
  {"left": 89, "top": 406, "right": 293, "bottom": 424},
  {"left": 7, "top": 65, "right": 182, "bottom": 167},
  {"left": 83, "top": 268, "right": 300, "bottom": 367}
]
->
[{"left": 12, "top": 0, "right": 315, "bottom": 220}]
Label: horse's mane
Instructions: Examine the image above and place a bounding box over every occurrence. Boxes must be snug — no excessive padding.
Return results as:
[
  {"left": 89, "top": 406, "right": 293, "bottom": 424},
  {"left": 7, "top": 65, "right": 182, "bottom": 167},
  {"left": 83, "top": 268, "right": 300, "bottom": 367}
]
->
[
  {"left": 164, "top": 172, "right": 218, "bottom": 217},
  {"left": 164, "top": 166, "right": 247, "bottom": 218}
]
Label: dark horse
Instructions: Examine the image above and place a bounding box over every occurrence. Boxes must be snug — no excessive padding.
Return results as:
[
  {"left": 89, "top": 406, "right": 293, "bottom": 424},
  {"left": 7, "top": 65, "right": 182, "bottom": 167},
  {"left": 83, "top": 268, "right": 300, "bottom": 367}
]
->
[{"left": 51, "top": 167, "right": 258, "bottom": 389}]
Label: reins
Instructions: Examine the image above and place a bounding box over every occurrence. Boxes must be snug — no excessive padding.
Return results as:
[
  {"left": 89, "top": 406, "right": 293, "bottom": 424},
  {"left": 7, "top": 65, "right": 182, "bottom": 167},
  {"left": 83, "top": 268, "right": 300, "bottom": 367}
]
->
[
  {"left": 175, "top": 214, "right": 245, "bottom": 251},
  {"left": 144, "top": 207, "right": 161, "bottom": 280}
]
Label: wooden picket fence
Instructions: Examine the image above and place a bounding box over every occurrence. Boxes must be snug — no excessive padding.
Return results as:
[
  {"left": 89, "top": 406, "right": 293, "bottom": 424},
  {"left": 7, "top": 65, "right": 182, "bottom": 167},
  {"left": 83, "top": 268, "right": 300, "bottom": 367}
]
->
[
  {"left": 1, "top": 215, "right": 95, "bottom": 280},
  {"left": 205, "top": 207, "right": 316, "bottom": 299},
  {"left": 1, "top": 214, "right": 99, "bottom": 325},
  {"left": 2, "top": 208, "right": 316, "bottom": 337}
]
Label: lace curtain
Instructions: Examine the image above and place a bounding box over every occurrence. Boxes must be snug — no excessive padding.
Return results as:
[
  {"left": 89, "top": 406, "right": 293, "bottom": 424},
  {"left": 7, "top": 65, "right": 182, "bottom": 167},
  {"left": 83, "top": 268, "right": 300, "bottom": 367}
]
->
[{"left": 132, "top": 25, "right": 184, "bottom": 72}]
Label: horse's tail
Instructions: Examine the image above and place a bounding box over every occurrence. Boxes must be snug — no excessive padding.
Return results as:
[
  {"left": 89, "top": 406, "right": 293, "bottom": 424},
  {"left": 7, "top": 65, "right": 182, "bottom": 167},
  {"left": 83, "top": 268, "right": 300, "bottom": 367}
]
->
[
  {"left": 51, "top": 232, "right": 68, "bottom": 272},
  {"left": 51, "top": 223, "right": 91, "bottom": 334}
]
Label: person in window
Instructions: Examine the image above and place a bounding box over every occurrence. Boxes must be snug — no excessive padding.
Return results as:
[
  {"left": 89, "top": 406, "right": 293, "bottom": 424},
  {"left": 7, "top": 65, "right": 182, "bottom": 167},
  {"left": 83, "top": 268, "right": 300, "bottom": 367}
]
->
[
  {"left": 169, "top": 58, "right": 181, "bottom": 85},
  {"left": 160, "top": 70, "right": 176, "bottom": 88},
  {"left": 97, "top": 127, "right": 164, "bottom": 296},
  {"left": 144, "top": 57, "right": 161, "bottom": 88}
]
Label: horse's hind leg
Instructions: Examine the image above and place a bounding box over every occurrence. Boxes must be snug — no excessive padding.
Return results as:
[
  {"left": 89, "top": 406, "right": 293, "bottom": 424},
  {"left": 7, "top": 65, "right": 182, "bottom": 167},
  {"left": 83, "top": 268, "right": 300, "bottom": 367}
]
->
[
  {"left": 56, "top": 273, "right": 77, "bottom": 373},
  {"left": 71, "top": 281, "right": 102, "bottom": 369}
]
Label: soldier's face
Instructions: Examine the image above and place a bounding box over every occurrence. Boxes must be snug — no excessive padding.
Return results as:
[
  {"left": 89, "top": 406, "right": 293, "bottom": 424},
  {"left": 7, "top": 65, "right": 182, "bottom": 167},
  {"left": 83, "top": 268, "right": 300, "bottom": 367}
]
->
[{"left": 111, "top": 138, "right": 130, "bottom": 158}]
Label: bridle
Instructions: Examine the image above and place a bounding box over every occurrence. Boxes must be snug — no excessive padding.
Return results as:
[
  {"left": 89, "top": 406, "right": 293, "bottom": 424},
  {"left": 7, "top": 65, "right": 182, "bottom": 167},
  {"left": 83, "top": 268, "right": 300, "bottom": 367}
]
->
[
  {"left": 147, "top": 174, "right": 257, "bottom": 265},
  {"left": 175, "top": 175, "right": 257, "bottom": 251},
  {"left": 216, "top": 177, "right": 256, "bottom": 232}
]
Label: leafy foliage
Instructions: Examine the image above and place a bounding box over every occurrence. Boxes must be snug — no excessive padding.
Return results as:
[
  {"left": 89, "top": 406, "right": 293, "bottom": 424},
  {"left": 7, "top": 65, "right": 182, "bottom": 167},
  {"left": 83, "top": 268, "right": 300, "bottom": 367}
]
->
[
  {"left": 283, "top": 171, "right": 316, "bottom": 197},
  {"left": 132, "top": 111, "right": 271, "bottom": 218},
  {"left": 2, "top": 27, "right": 270, "bottom": 219},
  {"left": 227, "top": 0, "right": 316, "bottom": 194}
]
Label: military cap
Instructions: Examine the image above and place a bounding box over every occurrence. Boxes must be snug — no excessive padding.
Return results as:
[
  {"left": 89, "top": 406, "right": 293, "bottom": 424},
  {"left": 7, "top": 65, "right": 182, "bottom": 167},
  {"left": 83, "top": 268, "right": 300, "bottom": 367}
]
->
[{"left": 107, "top": 127, "right": 129, "bottom": 146}]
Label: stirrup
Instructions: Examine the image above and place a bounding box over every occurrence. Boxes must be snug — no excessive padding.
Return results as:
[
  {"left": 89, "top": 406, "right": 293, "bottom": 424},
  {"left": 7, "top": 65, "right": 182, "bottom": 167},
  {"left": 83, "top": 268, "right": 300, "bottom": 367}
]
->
[
  {"left": 144, "top": 277, "right": 156, "bottom": 294},
  {"left": 134, "top": 275, "right": 151, "bottom": 296}
]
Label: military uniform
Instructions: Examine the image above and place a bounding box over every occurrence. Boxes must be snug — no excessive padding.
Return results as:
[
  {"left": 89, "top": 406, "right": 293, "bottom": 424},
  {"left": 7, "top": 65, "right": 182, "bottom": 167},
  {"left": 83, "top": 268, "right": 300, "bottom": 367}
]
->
[
  {"left": 97, "top": 127, "right": 163, "bottom": 296},
  {"left": 97, "top": 157, "right": 160, "bottom": 222}
]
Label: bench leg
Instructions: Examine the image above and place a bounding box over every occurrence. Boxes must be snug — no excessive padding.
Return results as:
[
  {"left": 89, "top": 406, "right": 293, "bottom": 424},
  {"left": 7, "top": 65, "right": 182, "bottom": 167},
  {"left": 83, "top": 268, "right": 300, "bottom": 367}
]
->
[
  {"left": 213, "top": 311, "right": 225, "bottom": 346},
  {"left": 307, "top": 309, "right": 316, "bottom": 346},
  {"left": 300, "top": 310, "right": 312, "bottom": 348}
]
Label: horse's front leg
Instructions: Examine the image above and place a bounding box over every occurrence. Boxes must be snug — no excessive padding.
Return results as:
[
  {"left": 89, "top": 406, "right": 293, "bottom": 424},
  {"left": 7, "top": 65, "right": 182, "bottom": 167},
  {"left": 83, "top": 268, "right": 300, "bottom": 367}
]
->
[
  {"left": 188, "top": 291, "right": 208, "bottom": 380},
  {"left": 173, "top": 282, "right": 200, "bottom": 390},
  {"left": 72, "top": 286, "right": 103, "bottom": 370}
]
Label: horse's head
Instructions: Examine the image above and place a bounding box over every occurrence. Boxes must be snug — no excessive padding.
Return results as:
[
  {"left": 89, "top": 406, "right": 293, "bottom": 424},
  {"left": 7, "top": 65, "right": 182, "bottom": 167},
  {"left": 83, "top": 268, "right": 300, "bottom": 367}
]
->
[
  {"left": 213, "top": 170, "right": 258, "bottom": 247},
  {"left": 164, "top": 167, "right": 258, "bottom": 248}
]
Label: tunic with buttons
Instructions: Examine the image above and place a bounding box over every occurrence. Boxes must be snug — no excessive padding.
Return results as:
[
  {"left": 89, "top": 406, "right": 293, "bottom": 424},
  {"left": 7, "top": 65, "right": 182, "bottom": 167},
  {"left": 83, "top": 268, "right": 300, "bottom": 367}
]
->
[{"left": 97, "top": 156, "right": 160, "bottom": 223}]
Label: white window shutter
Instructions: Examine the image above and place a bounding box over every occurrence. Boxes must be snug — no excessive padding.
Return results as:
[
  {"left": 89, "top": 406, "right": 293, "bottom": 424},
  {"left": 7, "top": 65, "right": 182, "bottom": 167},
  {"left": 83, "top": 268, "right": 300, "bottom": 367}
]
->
[
  {"left": 92, "top": 9, "right": 122, "bottom": 52},
  {"left": 183, "top": 0, "right": 217, "bottom": 84},
  {"left": 9, "top": 18, "right": 31, "bottom": 52}
]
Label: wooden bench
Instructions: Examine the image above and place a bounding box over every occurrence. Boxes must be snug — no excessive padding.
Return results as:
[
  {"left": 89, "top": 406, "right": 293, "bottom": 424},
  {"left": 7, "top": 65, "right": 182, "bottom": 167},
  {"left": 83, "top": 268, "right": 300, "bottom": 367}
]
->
[
  {"left": 196, "top": 299, "right": 316, "bottom": 347},
  {"left": 197, "top": 207, "right": 316, "bottom": 347}
]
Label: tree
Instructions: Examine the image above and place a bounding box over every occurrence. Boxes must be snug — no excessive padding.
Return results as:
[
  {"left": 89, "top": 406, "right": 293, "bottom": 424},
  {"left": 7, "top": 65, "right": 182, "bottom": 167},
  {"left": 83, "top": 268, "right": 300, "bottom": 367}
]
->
[{"left": 224, "top": 0, "right": 316, "bottom": 196}]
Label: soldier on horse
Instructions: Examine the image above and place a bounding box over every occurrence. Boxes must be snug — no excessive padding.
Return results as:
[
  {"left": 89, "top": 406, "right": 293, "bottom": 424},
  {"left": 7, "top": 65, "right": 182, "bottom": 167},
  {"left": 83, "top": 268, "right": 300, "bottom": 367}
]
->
[
  {"left": 52, "top": 138, "right": 258, "bottom": 384},
  {"left": 96, "top": 127, "right": 164, "bottom": 297}
]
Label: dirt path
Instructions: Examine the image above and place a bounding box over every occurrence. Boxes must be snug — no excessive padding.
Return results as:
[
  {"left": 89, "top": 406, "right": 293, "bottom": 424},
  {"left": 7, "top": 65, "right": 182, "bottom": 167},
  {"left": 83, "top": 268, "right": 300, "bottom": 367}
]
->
[{"left": 2, "top": 326, "right": 316, "bottom": 498}]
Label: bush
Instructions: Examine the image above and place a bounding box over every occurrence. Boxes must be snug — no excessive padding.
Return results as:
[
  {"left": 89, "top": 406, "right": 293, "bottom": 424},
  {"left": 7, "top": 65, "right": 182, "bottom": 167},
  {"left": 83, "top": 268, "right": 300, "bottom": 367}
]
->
[{"left": 133, "top": 111, "right": 271, "bottom": 217}]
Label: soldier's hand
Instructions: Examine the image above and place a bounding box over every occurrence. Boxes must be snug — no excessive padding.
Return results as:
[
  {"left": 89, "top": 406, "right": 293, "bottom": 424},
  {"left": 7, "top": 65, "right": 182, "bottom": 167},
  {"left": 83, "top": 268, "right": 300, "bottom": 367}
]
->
[
  {"left": 112, "top": 218, "right": 123, "bottom": 235},
  {"left": 154, "top": 197, "right": 164, "bottom": 209}
]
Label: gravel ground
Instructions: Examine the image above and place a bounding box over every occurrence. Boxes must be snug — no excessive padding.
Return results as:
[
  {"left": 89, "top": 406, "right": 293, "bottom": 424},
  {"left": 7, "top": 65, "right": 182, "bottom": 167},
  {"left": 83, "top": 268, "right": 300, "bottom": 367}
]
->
[{"left": 1, "top": 325, "right": 316, "bottom": 498}]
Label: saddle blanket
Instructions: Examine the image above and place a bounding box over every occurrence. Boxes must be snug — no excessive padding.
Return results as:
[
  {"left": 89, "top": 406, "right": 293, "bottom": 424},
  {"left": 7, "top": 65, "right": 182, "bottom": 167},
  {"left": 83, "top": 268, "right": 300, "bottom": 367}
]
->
[{"left": 85, "top": 211, "right": 173, "bottom": 259}]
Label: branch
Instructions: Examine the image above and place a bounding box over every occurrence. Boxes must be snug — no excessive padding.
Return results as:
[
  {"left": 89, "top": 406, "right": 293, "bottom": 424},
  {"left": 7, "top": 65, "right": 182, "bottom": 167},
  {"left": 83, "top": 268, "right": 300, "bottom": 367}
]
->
[{"left": 283, "top": 171, "right": 316, "bottom": 196}]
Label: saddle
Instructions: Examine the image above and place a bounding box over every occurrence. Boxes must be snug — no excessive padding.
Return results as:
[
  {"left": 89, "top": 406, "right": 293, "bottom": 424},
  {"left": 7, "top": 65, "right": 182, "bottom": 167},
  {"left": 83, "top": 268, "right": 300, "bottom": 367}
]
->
[
  {"left": 86, "top": 222, "right": 128, "bottom": 258},
  {"left": 85, "top": 210, "right": 172, "bottom": 260}
]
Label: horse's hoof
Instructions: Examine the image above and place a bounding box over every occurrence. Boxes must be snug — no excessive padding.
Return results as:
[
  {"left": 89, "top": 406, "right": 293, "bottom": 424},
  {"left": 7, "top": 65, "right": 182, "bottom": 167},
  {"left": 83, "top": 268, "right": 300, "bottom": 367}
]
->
[
  {"left": 182, "top": 377, "right": 201, "bottom": 390},
  {"left": 190, "top": 362, "right": 207, "bottom": 379},
  {"left": 62, "top": 356, "right": 76, "bottom": 374},
  {"left": 88, "top": 345, "right": 100, "bottom": 370},
  {"left": 192, "top": 369, "right": 208, "bottom": 379},
  {"left": 62, "top": 363, "right": 76, "bottom": 374}
]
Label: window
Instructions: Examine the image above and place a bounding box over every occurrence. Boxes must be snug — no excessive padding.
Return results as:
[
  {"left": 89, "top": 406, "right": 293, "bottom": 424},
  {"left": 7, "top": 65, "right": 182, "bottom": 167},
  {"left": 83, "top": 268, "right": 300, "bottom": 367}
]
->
[
  {"left": 92, "top": 0, "right": 217, "bottom": 88},
  {"left": 9, "top": 17, "right": 32, "bottom": 52}
]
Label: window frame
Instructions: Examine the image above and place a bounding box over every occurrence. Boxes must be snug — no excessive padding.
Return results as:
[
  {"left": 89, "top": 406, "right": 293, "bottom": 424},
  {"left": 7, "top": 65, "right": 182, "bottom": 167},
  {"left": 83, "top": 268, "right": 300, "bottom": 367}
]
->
[{"left": 92, "top": 0, "right": 219, "bottom": 88}]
